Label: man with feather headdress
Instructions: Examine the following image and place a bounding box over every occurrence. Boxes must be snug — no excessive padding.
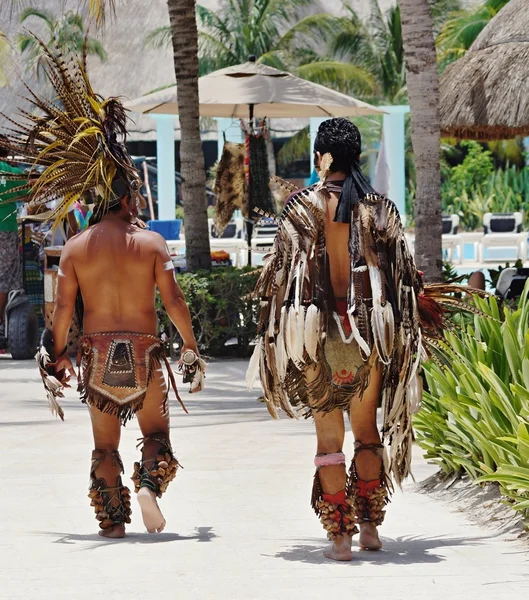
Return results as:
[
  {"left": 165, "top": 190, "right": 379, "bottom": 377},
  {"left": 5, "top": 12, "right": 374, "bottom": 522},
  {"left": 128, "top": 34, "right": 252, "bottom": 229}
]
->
[
  {"left": 248, "top": 118, "right": 485, "bottom": 560},
  {"left": 0, "top": 39, "right": 205, "bottom": 539}
]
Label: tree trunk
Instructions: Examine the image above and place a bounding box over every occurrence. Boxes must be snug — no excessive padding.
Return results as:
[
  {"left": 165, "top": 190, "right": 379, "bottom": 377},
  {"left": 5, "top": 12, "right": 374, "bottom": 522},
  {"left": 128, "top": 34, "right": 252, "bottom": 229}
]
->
[
  {"left": 398, "top": 0, "right": 442, "bottom": 282},
  {"left": 167, "top": 0, "right": 211, "bottom": 270}
]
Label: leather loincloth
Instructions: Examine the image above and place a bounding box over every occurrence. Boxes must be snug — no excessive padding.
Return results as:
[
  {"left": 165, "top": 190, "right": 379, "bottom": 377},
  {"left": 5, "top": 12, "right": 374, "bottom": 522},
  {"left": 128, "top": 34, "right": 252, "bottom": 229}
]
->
[
  {"left": 324, "top": 310, "right": 365, "bottom": 387},
  {"left": 77, "top": 332, "right": 187, "bottom": 425},
  {"left": 304, "top": 303, "right": 371, "bottom": 413}
]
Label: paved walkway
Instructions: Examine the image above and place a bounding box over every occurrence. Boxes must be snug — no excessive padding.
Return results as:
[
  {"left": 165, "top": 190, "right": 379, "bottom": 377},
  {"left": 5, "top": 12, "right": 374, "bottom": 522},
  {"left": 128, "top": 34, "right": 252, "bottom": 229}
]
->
[{"left": 0, "top": 357, "right": 527, "bottom": 599}]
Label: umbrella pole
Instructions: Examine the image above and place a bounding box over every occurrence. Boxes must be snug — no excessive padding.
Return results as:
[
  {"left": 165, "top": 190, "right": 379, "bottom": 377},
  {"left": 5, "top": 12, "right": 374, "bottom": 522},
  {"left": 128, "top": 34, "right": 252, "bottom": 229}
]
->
[{"left": 246, "top": 103, "right": 255, "bottom": 267}]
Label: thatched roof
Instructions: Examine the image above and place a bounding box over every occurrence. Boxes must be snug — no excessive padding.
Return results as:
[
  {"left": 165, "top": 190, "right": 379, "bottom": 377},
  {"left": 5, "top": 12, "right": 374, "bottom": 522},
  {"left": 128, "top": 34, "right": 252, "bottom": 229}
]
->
[{"left": 439, "top": 0, "right": 529, "bottom": 140}]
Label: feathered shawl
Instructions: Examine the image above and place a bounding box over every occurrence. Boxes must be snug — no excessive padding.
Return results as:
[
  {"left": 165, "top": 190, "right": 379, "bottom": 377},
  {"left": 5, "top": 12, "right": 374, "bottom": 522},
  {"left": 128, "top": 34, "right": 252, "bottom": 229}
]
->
[{"left": 247, "top": 181, "right": 486, "bottom": 487}]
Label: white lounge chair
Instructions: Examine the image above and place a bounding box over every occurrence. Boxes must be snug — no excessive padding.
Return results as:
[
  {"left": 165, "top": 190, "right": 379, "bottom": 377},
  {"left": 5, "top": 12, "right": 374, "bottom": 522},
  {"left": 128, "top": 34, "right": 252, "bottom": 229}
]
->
[
  {"left": 479, "top": 212, "right": 526, "bottom": 263},
  {"left": 442, "top": 214, "right": 462, "bottom": 264},
  {"left": 251, "top": 218, "right": 278, "bottom": 254}
]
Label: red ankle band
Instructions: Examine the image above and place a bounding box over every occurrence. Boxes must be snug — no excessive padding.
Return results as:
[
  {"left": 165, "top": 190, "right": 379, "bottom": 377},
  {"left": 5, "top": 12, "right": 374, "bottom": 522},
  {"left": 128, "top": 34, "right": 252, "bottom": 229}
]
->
[
  {"left": 322, "top": 489, "right": 347, "bottom": 505},
  {"left": 356, "top": 479, "right": 381, "bottom": 497}
]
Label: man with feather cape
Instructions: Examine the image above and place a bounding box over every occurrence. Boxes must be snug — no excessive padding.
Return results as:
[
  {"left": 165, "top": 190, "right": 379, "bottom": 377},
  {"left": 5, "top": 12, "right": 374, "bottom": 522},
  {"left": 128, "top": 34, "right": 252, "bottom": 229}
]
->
[
  {"left": 0, "top": 38, "right": 206, "bottom": 539},
  {"left": 247, "top": 118, "right": 486, "bottom": 560}
]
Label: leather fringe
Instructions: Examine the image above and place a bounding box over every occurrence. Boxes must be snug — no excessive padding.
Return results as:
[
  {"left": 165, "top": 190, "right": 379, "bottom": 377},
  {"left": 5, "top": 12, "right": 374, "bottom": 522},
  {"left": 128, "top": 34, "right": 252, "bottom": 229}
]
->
[{"left": 78, "top": 344, "right": 176, "bottom": 426}]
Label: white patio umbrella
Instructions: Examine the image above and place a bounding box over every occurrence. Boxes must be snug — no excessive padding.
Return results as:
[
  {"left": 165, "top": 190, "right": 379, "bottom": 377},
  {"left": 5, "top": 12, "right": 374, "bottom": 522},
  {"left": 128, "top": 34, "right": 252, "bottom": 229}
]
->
[
  {"left": 126, "top": 59, "right": 385, "bottom": 118},
  {"left": 127, "top": 59, "right": 385, "bottom": 264}
]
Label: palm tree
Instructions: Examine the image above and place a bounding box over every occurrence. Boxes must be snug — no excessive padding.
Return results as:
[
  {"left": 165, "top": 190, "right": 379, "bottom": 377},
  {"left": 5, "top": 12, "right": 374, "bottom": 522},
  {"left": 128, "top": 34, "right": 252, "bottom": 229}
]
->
[
  {"left": 398, "top": 0, "right": 442, "bottom": 282},
  {"left": 18, "top": 9, "right": 106, "bottom": 79},
  {"left": 333, "top": 1, "right": 406, "bottom": 104},
  {"left": 437, "top": 0, "right": 510, "bottom": 70},
  {"left": 167, "top": 0, "right": 211, "bottom": 270}
]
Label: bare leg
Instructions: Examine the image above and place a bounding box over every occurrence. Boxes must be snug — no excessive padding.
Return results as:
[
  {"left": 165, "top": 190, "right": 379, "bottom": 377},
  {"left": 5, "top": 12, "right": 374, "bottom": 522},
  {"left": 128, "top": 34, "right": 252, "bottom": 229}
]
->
[
  {"left": 135, "top": 366, "right": 171, "bottom": 533},
  {"left": 349, "top": 362, "right": 384, "bottom": 550},
  {"left": 313, "top": 407, "right": 353, "bottom": 561},
  {"left": 468, "top": 270, "right": 486, "bottom": 291},
  {"left": 88, "top": 405, "right": 125, "bottom": 538}
]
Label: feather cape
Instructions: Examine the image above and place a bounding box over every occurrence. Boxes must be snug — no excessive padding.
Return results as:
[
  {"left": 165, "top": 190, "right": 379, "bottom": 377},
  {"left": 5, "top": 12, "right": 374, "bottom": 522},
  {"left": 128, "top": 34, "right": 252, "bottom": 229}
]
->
[{"left": 248, "top": 182, "right": 487, "bottom": 487}]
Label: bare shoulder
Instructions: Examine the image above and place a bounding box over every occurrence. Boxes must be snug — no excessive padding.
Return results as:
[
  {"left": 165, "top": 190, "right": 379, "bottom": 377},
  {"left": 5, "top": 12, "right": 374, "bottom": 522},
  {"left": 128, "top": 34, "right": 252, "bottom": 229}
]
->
[
  {"left": 133, "top": 227, "right": 167, "bottom": 251},
  {"left": 60, "top": 229, "right": 87, "bottom": 258}
]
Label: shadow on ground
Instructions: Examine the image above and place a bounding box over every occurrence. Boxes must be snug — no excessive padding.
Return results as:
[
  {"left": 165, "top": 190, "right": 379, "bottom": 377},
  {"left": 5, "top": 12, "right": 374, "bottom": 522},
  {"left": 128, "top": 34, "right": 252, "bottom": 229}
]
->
[
  {"left": 272, "top": 534, "right": 492, "bottom": 566},
  {"left": 35, "top": 526, "right": 217, "bottom": 550}
]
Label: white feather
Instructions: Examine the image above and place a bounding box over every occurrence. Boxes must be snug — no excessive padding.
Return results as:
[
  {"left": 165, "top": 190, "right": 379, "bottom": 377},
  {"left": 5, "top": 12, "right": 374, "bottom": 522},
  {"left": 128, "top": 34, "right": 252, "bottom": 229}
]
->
[
  {"left": 369, "top": 266, "right": 394, "bottom": 363},
  {"left": 295, "top": 306, "right": 306, "bottom": 365},
  {"left": 285, "top": 306, "right": 295, "bottom": 360},
  {"left": 246, "top": 338, "right": 262, "bottom": 390},
  {"left": 408, "top": 373, "right": 423, "bottom": 414},
  {"left": 346, "top": 306, "right": 371, "bottom": 356},
  {"left": 371, "top": 303, "right": 394, "bottom": 364},
  {"left": 275, "top": 328, "right": 288, "bottom": 381},
  {"left": 304, "top": 304, "right": 320, "bottom": 361}
]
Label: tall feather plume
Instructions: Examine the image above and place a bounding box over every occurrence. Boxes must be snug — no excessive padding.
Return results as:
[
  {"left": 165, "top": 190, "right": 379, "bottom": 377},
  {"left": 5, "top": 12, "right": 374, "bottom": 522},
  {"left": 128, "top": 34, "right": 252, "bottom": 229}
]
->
[{"left": 0, "top": 34, "right": 140, "bottom": 228}]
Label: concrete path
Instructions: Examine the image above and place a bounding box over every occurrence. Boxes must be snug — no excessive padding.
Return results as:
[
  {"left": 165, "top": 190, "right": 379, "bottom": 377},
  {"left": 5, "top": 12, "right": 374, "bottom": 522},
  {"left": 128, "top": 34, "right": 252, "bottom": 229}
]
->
[{"left": 0, "top": 357, "right": 527, "bottom": 599}]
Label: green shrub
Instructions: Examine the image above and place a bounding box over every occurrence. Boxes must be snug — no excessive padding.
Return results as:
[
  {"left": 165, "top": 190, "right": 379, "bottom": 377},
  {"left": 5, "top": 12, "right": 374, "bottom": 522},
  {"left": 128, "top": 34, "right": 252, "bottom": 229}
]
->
[
  {"left": 415, "top": 284, "right": 529, "bottom": 520},
  {"left": 441, "top": 161, "right": 529, "bottom": 231},
  {"left": 156, "top": 267, "right": 259, "bottom": 358}
]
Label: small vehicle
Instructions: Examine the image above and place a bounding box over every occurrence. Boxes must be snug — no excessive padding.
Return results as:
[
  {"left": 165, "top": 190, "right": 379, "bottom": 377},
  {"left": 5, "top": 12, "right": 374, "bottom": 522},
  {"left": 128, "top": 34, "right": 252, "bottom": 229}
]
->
[{"left": 0, "top": 288, "right": 38, "bottom": 359}]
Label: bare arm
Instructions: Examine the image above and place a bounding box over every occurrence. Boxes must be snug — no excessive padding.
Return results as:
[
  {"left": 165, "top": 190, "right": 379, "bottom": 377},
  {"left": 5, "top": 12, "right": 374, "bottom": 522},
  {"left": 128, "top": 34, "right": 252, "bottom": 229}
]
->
[
  {"left": 154, "top": 239, "right": 197, "bottom": 352},
  {"left": 52, "top": 242, "right": 79, "bottom": 359}
]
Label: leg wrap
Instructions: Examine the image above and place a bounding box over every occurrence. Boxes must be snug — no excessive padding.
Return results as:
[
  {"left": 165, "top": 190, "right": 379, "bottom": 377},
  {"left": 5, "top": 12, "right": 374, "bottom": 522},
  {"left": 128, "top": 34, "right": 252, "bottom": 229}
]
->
[
  {"left": 131, "top": 433, "right": 181, "bottom": 498},
  {"left": 311, "top": 452, "right": 358, "bottom": 540},
  {"left": 348, "top": 443, "right": 388, "bottom": 527},
  {"left": 88, "top": 449, "right": 132, "bottom": 530}
]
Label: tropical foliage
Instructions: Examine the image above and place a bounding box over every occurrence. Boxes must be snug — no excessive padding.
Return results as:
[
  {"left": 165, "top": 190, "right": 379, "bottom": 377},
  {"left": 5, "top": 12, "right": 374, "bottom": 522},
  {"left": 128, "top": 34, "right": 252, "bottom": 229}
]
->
[
  {"left": 17, "top": 9, "right": 106, "bottom": 78},
  {"left": 157, "top": 267, "right": 259, "bottom": 357},
  {"left": 146, "top": 0, "right": 376, "bottom": 96},
  {"left": 415, "top": 284, "right": 529, "bottom": 521},
  {"left": 441, "top": 142, "right": 529, "bottom": 230},
  {"left": 437, "top": 0, "right": 510, "bottom": 70}
]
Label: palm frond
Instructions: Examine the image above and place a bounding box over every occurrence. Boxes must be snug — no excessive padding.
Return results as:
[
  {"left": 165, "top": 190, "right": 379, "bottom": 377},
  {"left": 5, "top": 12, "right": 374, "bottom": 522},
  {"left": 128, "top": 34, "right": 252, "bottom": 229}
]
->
[
  {"left": 277, "top": 126, "right": 310, "bottom": 167},
  {"left": 296, "top": 61, "right": 376, "bottom": 96},
  {"left": 144, "top": 26, "right": 172, "bottom": 50},
  {"left": 87, "top": 0, "right": 116, "bottom": 26}
]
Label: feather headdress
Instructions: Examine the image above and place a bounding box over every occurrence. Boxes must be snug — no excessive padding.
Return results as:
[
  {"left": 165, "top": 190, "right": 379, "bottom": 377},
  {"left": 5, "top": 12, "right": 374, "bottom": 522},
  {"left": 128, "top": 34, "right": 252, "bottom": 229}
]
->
[{"left": 0, "top": 35, "right": 142, "bottom": 225}]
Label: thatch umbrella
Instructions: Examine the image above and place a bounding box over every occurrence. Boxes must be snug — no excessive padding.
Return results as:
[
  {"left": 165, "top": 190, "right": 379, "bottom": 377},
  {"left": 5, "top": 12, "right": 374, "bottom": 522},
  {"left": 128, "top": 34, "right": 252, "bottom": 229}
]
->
[{"left": 439, "top": 0, "right": 529, "bottom": 140}]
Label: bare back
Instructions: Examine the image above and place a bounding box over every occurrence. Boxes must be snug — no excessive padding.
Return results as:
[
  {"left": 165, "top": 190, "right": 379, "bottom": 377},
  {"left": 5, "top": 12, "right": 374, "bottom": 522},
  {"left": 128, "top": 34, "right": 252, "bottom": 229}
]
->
[
  {"left": 324, "top": 191, "right": 351, "bottom": 299},
  {"left": 66, "top": 218, "right": 164, "bottom": 335},
  {"left": 324, "top": 190, "right": 371, "bottom": 300}
]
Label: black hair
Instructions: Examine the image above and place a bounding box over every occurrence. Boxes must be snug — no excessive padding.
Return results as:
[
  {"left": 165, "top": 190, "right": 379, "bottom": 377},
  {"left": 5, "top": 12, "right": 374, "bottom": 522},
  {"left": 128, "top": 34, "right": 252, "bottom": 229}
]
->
[
  {"left": 314, "top": 118, "right": 376, "bottom": 223},
  {"left": 313, "top": 118, "right": 362, "bottom": 173}
]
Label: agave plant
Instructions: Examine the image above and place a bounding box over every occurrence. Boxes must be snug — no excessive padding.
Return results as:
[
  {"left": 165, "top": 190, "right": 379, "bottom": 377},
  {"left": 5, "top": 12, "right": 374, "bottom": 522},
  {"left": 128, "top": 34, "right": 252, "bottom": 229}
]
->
[{"left": 415, "top": 283, "right": 529, "bottom": 519}]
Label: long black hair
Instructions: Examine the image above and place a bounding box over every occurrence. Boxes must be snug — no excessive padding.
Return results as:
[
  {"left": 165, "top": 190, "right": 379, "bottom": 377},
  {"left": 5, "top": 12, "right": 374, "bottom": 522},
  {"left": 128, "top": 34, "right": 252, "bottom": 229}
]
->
[{"left": 314, "top": 118, "right": 376, "bottom": 223}]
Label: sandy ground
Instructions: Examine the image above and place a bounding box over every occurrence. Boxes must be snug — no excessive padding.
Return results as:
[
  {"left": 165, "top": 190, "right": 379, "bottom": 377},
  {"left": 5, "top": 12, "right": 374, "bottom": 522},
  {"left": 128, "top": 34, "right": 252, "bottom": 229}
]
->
[{"left": 0, "top": 356, "right": 528, "bottom": 600}]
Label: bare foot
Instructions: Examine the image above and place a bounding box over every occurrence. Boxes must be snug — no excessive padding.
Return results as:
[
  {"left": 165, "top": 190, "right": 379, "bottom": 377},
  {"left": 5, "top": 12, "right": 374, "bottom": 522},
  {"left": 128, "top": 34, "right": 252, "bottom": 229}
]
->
[
  {"left": 358, "top": 523, "right": 382, "bottom": 550},
  {"left": 323, "top": 534, "right": 353, "bottom": 561},
  {"left": 137, "top": 487, "right": 166, "bottom": 533},
  {"left": 98, "top": 523, "right": 126, "bottom": 539}
]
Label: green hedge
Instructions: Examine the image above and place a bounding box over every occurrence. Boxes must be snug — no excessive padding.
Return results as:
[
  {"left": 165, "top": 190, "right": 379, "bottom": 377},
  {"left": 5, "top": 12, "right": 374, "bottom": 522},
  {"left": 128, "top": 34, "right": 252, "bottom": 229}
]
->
[
  {"left": 156, "top": 267, "right": 259, "bottom": 358},
  {"left": 415, "top": 285, "right": 529, "bottom": 520}
]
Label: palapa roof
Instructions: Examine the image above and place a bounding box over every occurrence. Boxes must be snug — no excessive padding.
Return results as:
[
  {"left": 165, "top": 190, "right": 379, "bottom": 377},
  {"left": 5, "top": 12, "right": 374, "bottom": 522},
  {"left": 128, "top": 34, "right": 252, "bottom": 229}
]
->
[{"left": 439, "top": 0, "right": 529, "bottom": 140}]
